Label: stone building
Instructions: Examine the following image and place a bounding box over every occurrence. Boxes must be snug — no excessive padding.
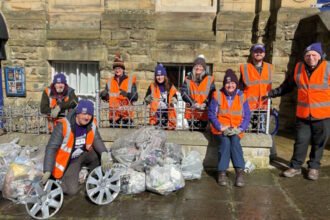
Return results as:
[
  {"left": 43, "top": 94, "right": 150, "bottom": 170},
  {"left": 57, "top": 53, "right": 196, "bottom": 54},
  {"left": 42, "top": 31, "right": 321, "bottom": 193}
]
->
[{"left": 0, "top": 0, "right": 328, "bottom": 132}]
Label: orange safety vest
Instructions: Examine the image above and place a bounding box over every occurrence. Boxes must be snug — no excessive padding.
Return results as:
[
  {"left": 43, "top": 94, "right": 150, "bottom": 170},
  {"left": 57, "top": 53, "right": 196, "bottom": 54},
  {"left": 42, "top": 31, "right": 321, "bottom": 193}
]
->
[
  {"left": 210, "top": 91, "right": 245, "bottom": 138},
  {"left": 45, "top": 87, "right": 71, "bottom": 132},
  {"left": 240, "top": 62, "right": 273, "bottom": 110},
  {"left": 52, "top": 118, "right": 97, "bottom": 179},
  {"left": 149, "top": 83, "right": 177, "bottom": 129},
  {"left": 107, "top": 75, "right": 136, "bottom": 121},
  {"left": 184, "top": 75, "right": 214, "bottom": 121},
  {"left": 294, "top": 60, "right": 330, "bottom": 119}
]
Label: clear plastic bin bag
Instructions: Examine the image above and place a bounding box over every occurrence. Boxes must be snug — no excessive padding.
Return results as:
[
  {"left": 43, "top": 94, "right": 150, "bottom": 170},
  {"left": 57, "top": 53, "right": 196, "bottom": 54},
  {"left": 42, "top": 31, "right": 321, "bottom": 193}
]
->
[{"left": 181, "top": 151, "right": 203, "bottom": 180}]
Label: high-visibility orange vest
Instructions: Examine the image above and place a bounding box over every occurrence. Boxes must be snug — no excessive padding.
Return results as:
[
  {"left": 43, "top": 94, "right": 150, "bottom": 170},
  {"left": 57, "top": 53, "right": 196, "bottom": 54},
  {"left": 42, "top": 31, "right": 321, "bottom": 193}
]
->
[
  {"left": 240, "top": 62, "right": 273, "bottom": 110},
  {"left": 149, "top": 83, "right": 177, "bottom": 129},
  {"left": 210, "top": 91, "right": 245, "bottom": 138},
  {"left": 52, "top": 118, "right": 97, "bottom": 179},
  {"left": 294, "top": 60, "right": 330, "bottom": 119},
  {"left": 44, "top": 87, "right": 70, "bottom": 109},
  {"left": 107, "top": 75, "right": 136, "bottom": 121},
  {"left": 184, "top": 75, "right": 214, "bottom": 121}
]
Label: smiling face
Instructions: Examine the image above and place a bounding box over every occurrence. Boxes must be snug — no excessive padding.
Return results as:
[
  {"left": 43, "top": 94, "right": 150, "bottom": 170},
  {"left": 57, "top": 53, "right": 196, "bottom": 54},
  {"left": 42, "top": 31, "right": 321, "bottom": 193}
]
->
[
  {"left": 76, "top": 113, "right": 92, "bottom": 126},
  {"left": 54, "top": 83, "right": 65, "bottom": 93},
  {"left": 252, "top": 49, "right": 265, "bottom": 63},
  {"left": 304, "top": 51, "right": 321, "bottom": 68},
  {"left": 114, "top": 67, "right": 124, "bottom": 77},
  {"left": 225, "top": 81, "right": 237, "bottom": 93},
  {"left": 194, "top": 64, "right": 205, "bottom": 75},
  {"left": 156, "top": 75, "right": 165, "bottom": 84}
]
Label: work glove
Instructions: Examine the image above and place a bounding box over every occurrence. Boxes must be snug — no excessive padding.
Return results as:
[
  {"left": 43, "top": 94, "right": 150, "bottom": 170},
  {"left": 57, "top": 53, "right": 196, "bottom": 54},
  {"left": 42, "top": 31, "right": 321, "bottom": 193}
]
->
[
  {"left": 171, "top": 97, "right": 178, "bottom": 105},
  {"left": 41, "top": 171, "right": 51, "bottom": 185},
  {"left": 100, "top": 90, "right": 108, "bottom": 99},
  {"left": 200, "top": 103, "right": 207, "bottom": 110},
  {"left": 192, "top": 103, "right": 200, "bottom": 109},
  {"left": 262, "top": 89, "right": 277, "bottom": 100},
  {"left": 50, "top": 105, "right": 61, "bottom": 118},
  {"left": 231, "top": 127, "right": 242, "bottom": 135},
  {"left": 120, "top": 90, "right": 128, "bottom": 98},
  {"left": 223, "top": 128, "right": 235, "bottom": 136},
  {"left": 144, "top": 95, "right": 153, "bottom": 104},
  {"left": 101, "top": 151, "right": 113, "bottom": 172}
]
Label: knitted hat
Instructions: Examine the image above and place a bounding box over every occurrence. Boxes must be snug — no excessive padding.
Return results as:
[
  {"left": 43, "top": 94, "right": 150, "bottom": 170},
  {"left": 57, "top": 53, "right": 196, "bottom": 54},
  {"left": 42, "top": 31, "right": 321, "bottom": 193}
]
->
[
  {"left": 52, "top": 73, "right": 67, "bottom": 84},
  {"left": 251, "top": 44, "right": 265, "bottom": 53},
  {"left": 304, "top": 42, "right": 323, "bottom": 57},
  {"left": 76, "top": 99, "right": 94, "bottom": 116},
  {"left": 223, "top": 69, "right": 239, "bottom": 87},
  {"left": 193, "top": 55, "right": 207, "bottom": 70},
  {"left": 155, "top": 63, "right": 167, "bottom": 76},
  {"left": 112, "top": 52, "right": 125, "bottom": 70}
]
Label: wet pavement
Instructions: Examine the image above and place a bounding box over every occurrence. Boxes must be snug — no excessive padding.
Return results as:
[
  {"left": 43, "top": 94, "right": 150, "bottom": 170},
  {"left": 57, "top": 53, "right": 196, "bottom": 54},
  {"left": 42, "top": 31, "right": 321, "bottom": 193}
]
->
[{"left": 1, "top": 133, "right": 330, "bottom": 220}]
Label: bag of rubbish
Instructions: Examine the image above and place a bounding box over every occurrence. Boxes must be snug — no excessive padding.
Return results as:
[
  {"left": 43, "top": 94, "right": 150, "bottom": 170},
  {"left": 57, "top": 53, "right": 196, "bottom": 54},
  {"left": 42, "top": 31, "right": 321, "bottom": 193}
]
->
[
  {"left": 181, "top": 151, "right": 203, "bottom": 180},
  {"left": 0, "top": 139, "right": 22, "bottom": 190},
  {"left": 146, "top": 164, "right": 185, "bottom": 195},
  {"left": 113, "top": 163, "right": 145, "bottom": 194},
  {"left": 2, "top": 156, "right": 43, "bottom": 203},
  {"left": 163, "top": 143, "right": 183, "bottom": 165}
]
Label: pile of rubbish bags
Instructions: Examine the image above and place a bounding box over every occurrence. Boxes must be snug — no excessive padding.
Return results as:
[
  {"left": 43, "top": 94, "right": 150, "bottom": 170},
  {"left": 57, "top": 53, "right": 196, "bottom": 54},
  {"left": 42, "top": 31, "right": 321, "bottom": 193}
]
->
[
  {"left": 111, "top": 126, "right": 203, "bottom": 195},
  {"left": 0, "top": 138, "right": 44, "bottom": 203}
]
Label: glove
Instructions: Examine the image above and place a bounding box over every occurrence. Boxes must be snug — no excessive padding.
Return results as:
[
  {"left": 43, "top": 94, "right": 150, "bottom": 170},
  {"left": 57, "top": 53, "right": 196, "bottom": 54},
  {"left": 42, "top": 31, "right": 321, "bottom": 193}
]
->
[
  {"left": 171, "top": 97, "right": 178, "bottom": 105},
  {"left": 192, "top": 103, "right": 200, "bottom": 109},
  {"left": 223, "top": 128, "right": 234, "bottom": 136},
  {"left": 262, "top": 89, "right": 277, "bottom": 100},
  {"left": 231, "top": 128, "right": 242, "bottom": 135},
  {"left": 200, "top": 103, "right": 206, "bottom": 110},
  {"left": 41, "top": 171, "right": 51, "bottom": 185},
  {"left": 100, "top": 90, "right": 108, "bottom": 98},
  {"left": 144, "top": 95, "right": 153, "bottom": 104},
  {"left": 120, "top": 90, "right": 128, "bottom": 97},
  {"left": 50, "top": 105, "right": 61, "bottom": 118},
  {"left": 101, "top": 151, "right": 113, "bottom": 172}
]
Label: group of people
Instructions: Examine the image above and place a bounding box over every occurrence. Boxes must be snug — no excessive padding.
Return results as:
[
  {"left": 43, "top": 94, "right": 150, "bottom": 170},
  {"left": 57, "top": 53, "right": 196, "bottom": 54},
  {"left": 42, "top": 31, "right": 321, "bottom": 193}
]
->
[{"left": 40, "top": 41, "right": 329, "bottom": 195}]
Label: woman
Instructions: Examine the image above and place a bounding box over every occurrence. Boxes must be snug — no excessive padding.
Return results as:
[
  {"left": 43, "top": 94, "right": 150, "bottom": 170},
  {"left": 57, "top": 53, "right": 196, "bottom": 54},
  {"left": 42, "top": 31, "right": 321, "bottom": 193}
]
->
[
  {"left": 208, "top": 69, "right": 251, "bottom": 187},
  {"left": 144, "top": 64, "right": 178, "bottom": 129}
]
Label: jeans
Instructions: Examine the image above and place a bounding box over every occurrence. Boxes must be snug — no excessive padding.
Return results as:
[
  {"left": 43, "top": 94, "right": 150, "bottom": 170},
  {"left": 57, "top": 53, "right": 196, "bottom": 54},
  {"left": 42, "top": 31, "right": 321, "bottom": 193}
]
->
[
  {"left": 290, "top": 118, "right": 330, "bottom": 169},
  {"left": 214, "top": 134, "right": 245, "bottom": 171}
]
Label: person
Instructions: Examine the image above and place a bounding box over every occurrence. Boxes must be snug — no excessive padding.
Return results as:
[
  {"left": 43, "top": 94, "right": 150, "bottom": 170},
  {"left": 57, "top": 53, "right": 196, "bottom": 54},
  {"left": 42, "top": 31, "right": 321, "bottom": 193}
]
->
[
  {"left": 144, "top": 64, "right": 178, "bottom": 129},
  {"left": 42, "top": 99, "right": 112, "bottom": 195},
  {"left": 100, "top": 53, "right": 138, "bottom": 127},
  {"left": 239, "top": 43, "right": 276, "bottom": 159},
  {"left": 40, "top": 73, "right": 78, "bottom": 132},
  {"left": 266, "top": 42, "right": 329, "bottom": 181},
  {"left": 181, "top": 55, "right": 215, "bottom": 129},
  {"left": 208, "top": 69, "right": 251, "bottom": 187}
]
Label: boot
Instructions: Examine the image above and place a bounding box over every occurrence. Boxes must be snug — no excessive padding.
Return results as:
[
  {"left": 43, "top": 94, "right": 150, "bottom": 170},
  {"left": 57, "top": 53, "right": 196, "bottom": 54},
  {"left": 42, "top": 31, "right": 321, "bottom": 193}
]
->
[
  {"left": 235, "top": 168, "right": 245, "bottom": 187},
  {"left": 217, "top": 171, "right": 227, "bottom": 186}
]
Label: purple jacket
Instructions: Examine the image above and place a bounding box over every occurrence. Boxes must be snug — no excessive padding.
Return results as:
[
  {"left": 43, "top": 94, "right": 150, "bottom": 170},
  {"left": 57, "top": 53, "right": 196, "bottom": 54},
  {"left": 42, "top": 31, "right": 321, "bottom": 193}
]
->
[{"left": 208, "top": 89, "right": 251, "bottom": 132}]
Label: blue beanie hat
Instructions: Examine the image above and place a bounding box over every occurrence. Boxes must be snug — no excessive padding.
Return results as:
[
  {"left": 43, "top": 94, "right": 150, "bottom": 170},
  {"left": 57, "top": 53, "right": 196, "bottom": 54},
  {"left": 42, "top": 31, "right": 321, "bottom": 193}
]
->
[
  {"left": 76, "top": 99, "right": 94, "bottom": 116},
  {"left": 251, "top": 43, "right": 265, "bottom": 53},
  {"left": 304, "top": 42, "right": 323, "bottom": 57},
  {"left": 53, "top": 73, "right": 67, "bottom": 84},
  {"left": 155, "top": 64, "right": 167, "bottom": 76}
]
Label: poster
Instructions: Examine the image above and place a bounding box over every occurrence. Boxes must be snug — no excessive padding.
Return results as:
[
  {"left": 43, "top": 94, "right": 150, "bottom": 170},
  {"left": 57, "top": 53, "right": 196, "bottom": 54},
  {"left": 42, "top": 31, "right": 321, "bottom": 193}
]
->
[{"left": 4, "top": 67, "right": 26, "bottom": 97}]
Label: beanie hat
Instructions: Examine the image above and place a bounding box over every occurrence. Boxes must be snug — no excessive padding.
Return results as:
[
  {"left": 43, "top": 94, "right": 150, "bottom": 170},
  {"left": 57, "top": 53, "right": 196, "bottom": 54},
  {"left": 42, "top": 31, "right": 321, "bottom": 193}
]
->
[
  {"left": 193, "top": 55, "right": 207, "bottom": 70},
  {"left": 304, "top": 42, "right": 323, "bottom": 57},
  {"left": 112, "top": 52, "right": 125, "bottom": 70},
  {"left": 251, "top": 43, "right": 265, "bottom": 53},
  {"left": 76, "top": 99, "right": 94, "bottom": 116},
  {"left": 223, "top": 69, "right": 239, "bottom": 87},
  {"left": 52, "top": 73, "right": 67, "bottom": 84},
  {"left": 155, "top": 63, "right": 167, "bottom": 76}
]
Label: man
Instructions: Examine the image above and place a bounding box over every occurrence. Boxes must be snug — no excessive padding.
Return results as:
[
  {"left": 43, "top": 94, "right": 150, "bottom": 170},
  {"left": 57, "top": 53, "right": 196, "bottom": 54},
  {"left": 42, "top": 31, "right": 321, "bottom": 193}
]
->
[
  {"left": 239, "top": 44, "right": 276, "bottom": 159},
  {"left": 42, "top": 99, "right": 112, "bottom": 195},
  {"left": 100, "top": 53, "right": 138, "bottom": 127},
  {"left": 40, "top": 73, "right": 78, "bottom": 132},
  {"left": 181, "top": 55, "right": 215, "bottom": 129},
  {"left": 267, "top": 42, "right": 329, "bottom": 180}
]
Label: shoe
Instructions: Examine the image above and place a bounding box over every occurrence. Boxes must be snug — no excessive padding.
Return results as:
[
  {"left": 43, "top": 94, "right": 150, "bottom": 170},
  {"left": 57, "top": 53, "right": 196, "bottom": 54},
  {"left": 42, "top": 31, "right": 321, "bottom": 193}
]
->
[
  {"left": 282, "top": 168, "right": 301, "bottom": 177},
  {"left": 235, "top": 168, "right": 245, "bottom": 187},
  {"left": 217, "top": 171, "right": 227, "bottom": 186},
  {"left": 307, "top": 169, "right": 319, "bottom": 180}
]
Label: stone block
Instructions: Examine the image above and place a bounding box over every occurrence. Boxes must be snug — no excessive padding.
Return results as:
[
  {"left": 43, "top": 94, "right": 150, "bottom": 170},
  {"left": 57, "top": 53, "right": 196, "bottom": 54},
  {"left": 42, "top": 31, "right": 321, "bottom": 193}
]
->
[
  {"left": 47, "top": 30, "right": 101, "bottom": 40},
  {"left": 111, "top": 31, "right": 130, "bottom": 40}
]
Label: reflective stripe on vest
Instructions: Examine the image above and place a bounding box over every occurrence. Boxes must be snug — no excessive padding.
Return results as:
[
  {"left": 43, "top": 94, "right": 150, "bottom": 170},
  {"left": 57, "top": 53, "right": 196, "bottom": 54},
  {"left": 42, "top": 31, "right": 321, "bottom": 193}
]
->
[
  {"left": 216, "top": 92, "right": 244, "bottom": 116},
  {"left": 45, "top": 87, "right": 57, "bottom": 108},
  {"left": 243, "top": 63, "right": 272, "bottom": 86},
  {"left": 186, "top": 76, "right": 212, "bottom": 96},
  {"left": 295, "top": 62, "right": 330, "bottom": 89}
]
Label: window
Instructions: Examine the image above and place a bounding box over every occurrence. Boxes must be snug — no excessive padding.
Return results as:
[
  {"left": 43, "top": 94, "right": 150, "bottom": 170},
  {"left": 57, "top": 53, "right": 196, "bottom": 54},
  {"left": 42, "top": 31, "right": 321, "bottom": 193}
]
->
[
  {"left": 51, "top": 61, "right": 100, "bottom": 101},
  {"left": 163, "top": 64, "right": 212, "bottom": 89}
]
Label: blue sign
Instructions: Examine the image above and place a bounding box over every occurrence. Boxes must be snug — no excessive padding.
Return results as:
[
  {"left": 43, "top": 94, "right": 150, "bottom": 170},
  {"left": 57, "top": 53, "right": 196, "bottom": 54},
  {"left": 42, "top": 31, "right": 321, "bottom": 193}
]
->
[
  {"left": 317, "top": 0, "right": 330, "bottom": 11},
  {"left": 4, "top": 67, "right": 26, "bottom": 97}
]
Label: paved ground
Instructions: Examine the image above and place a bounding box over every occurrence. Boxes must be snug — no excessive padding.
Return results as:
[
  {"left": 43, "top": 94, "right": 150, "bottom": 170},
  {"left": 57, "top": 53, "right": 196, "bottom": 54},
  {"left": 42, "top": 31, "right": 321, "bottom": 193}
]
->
[{"left": 0, "top": 133, "right": 330, "bottom": 220}]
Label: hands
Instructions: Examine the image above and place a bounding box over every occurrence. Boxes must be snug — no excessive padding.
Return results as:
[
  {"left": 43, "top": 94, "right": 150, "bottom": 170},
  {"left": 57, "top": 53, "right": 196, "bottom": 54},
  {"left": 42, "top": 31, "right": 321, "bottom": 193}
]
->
[
  {"left": 50, "top": 106, "right": 61, "bottom": 118},
  {"left": 144, "top": 95, "right": 153, "bottom": 104},
  {"left": 120, "top": 90, "right": 128, "bottom": 97},
  {"left": 171, "top": 97, "right": 178, "bottom": 105},
  {"left": 192, "top": 102, "right": 207, "bottom": 110},
  {"left": 101, "top": 151, "right": 113, "bottom": 172},
  {"left": 262, "top": 90, "right": 276, "bottom": 100},
  {"left": 223, "top": 127, "right": 241, "bottom": 136},
  {"left": 41, "top": 171, "right": 51, "bottom": 185},
  {"left": 100, "top": 90, "right": 108, "bottom": 98}
]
